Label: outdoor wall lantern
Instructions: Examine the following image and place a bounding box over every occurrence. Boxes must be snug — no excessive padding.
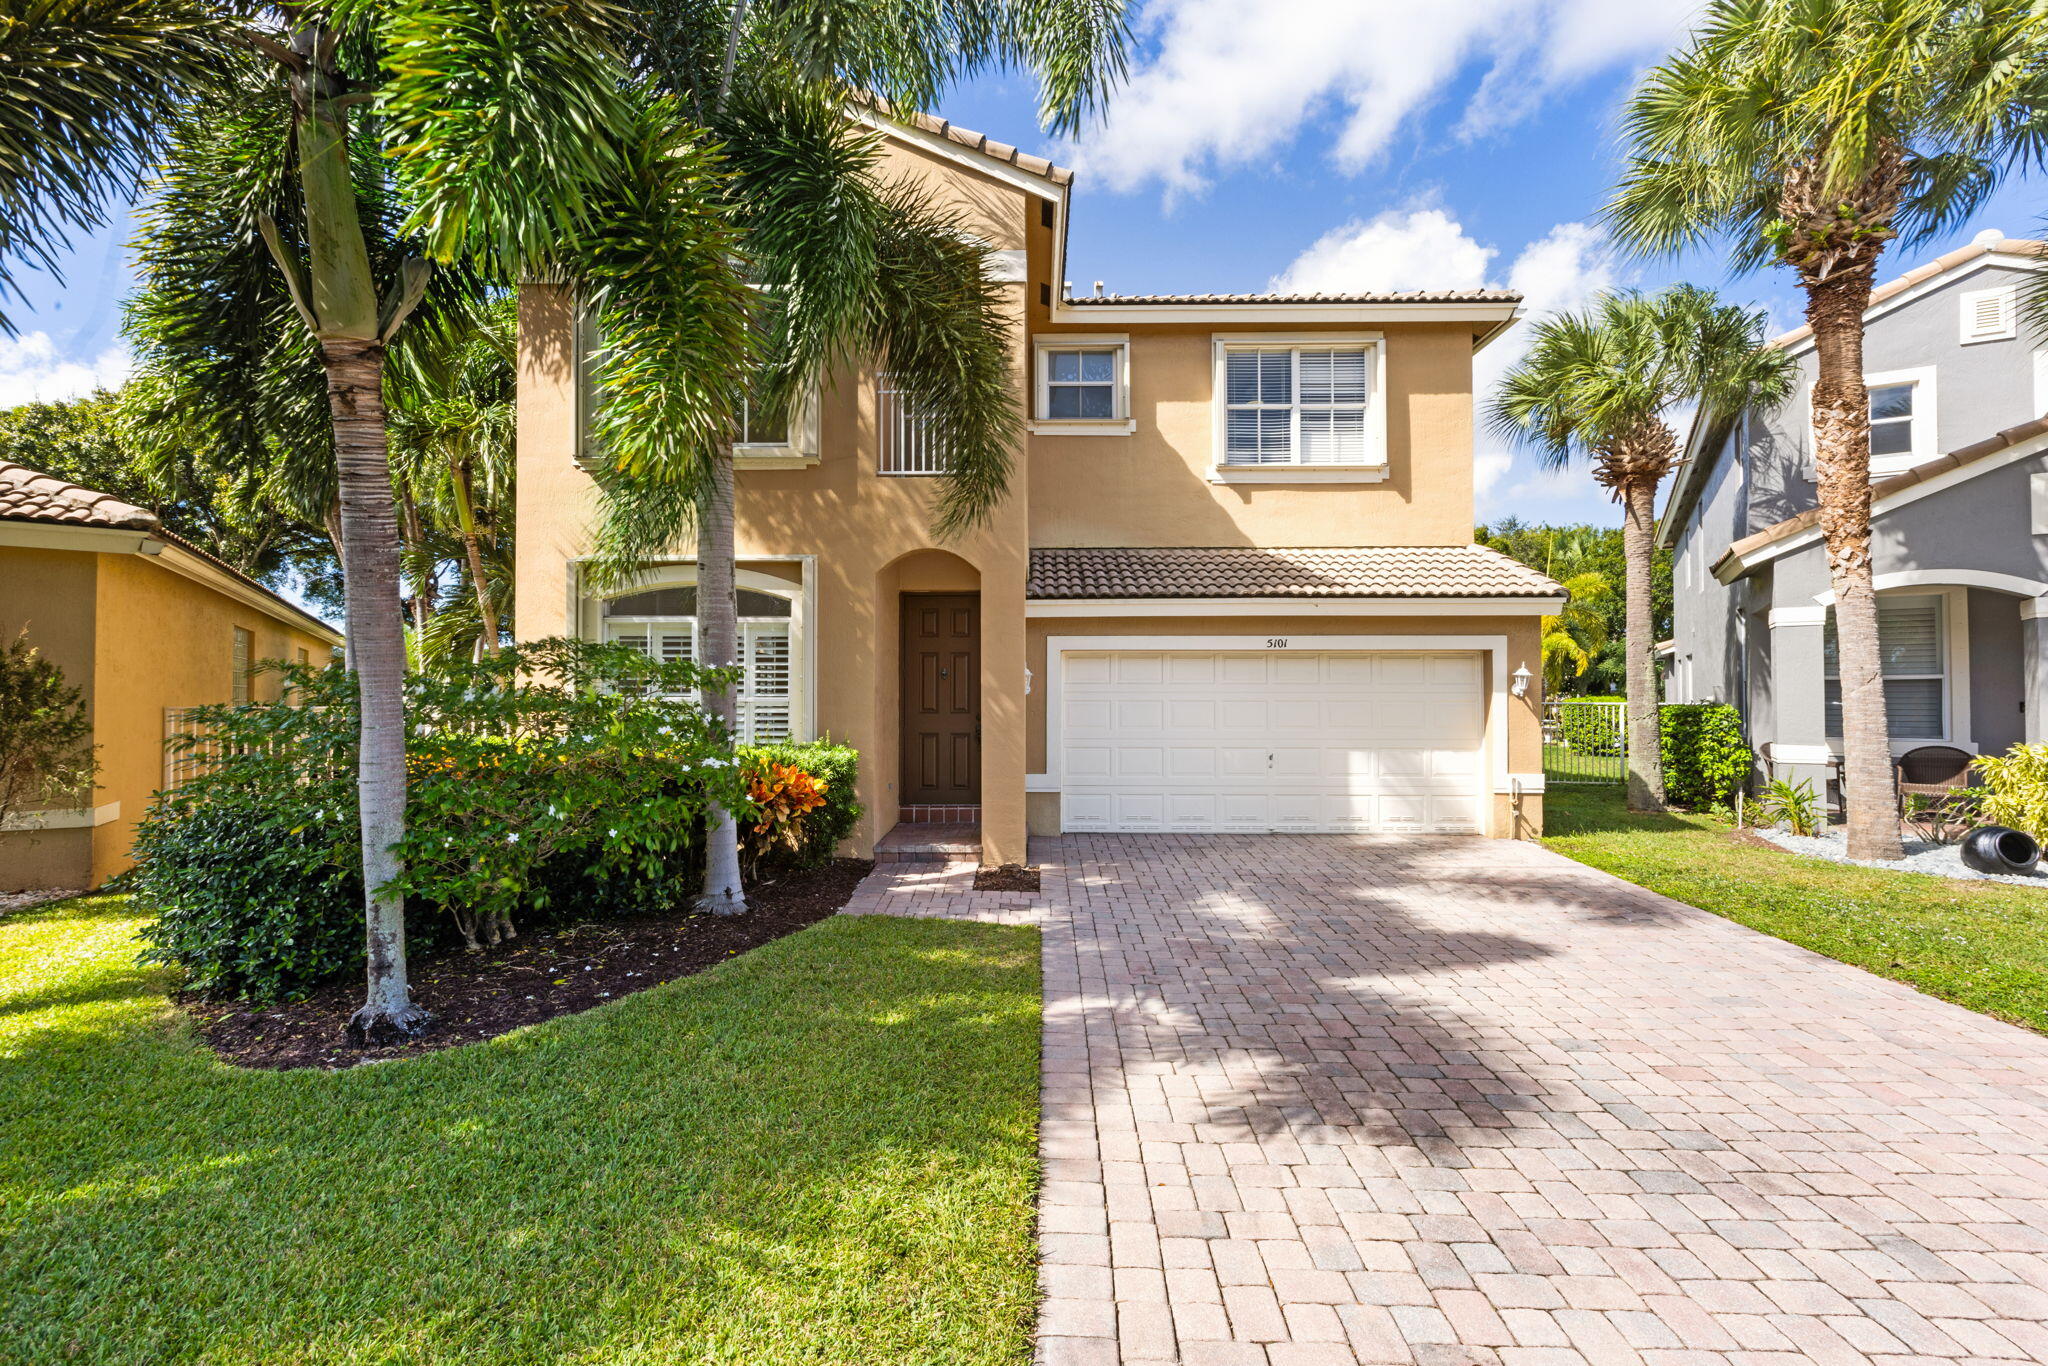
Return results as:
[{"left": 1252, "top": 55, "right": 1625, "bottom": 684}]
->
[{"left": 1511, "top": 663, "right": 1532, "bottom": 698}]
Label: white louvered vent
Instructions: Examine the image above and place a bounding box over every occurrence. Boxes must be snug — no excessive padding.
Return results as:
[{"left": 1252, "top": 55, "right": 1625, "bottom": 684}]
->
[{"left": 1960, "top": 286, "right": 2017, "bottom": 344}]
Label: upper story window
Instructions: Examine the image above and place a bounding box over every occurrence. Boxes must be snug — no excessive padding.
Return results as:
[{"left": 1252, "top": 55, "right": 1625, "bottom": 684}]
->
[
  {"left": 1959, "top": 285, "right": 2018, "bottom": 344},
  {"left": 1868, "top": 382, "right": 1915, "bottom": 459},
  {"left": 577, "top": 304, "right": 817, "bottom": 467},
  {"left": 1211, "top": 336, "right": 1386, "bottom": 480},
  {"left": 1822, "top": 366, "right": 1935, "bottom": 479},
  {"left": 1029, "top": 335, "right": 1133, "bottom": 435}
]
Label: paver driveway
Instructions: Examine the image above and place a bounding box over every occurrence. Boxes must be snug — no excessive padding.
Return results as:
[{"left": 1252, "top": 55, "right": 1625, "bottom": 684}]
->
[{"left": 846, "top": 834, "right": 2048, "bottom": 1366}]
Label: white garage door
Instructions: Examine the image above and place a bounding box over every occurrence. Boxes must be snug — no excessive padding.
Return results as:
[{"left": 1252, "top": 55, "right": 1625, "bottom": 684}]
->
[{"left": 1060, "top": 650, "right": 1486, "bottom": 834}]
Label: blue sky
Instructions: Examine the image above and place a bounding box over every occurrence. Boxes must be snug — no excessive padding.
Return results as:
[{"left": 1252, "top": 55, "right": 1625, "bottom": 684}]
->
[{"left": 6, "top": 0, "right": 2044, "bottom": 530}]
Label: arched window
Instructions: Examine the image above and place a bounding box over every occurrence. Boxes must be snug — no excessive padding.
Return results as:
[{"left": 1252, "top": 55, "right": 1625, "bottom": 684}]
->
[{"left": 602, "top": 584, "right": 797, "bottom": 741}]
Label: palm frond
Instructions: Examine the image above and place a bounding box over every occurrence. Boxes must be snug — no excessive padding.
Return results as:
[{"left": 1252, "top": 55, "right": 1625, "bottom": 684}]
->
[{"left": 0, "top": 0, "right": 225, "bottom": 331}]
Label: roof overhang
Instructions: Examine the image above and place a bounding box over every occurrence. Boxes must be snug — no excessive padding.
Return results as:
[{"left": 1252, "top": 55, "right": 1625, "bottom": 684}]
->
[
  {"left": 1712, "top": 424, "right": 2048, "bottom": 584},
  {"left": 0, "top": 517, "right": 342, "bottom": 645},
  {"left": 1025, "top": 594, "right": 1564, "bottom": 618},
  {"left": 1047, "top": 298, "right": 1524, "bottom": 343}
]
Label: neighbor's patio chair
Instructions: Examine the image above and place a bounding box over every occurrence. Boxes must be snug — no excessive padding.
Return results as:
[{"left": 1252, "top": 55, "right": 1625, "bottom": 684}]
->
[{"left": 1895, "top": 745, "right": 1978, "bottom": 837}]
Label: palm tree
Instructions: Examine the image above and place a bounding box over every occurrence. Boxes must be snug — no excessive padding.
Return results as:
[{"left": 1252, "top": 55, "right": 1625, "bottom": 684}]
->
[
  {"left": 389, "top": 300, "right": 517, "bottom": 656},
  {"left": 1491, "top": 286, "right": 1795, "bottom": 811},
  {"left": 1606, "top": 0, "right": 2048, "bottom": 855},
  {"left": 0, "top": 0, "right": 221, "bottom": 333},
  {"left": 127, "top": 6, "right": 754, "bottom": 1041},
  {"left": 1543, "top": 571, "right": 1613, "bottom": 695},
  {"left": 537, "top": 4, "right": 1132, "bottom": 913}
]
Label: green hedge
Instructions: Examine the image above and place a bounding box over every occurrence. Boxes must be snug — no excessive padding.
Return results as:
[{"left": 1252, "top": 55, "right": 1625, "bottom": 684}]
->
[
  {"left": 1659, "top": 702, "right": 1751, "bottom": 809},
  {"left": 1554, "top": 699, "right": 1624, "bottom": 757}
]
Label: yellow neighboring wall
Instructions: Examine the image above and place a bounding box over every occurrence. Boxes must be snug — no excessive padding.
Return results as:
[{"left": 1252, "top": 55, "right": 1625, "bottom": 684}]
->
[{"left": 0, "top": 538, "right": 339, "bottom": 891}]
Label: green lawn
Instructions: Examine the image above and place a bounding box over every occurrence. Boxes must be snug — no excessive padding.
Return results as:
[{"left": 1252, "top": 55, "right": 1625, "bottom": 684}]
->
[
  {"left": 0, "top": 895, "right": 1041, "bottom": 1366},
  {"left": 1545, "top": 785, "right": 2048, "bottom": 1033}
]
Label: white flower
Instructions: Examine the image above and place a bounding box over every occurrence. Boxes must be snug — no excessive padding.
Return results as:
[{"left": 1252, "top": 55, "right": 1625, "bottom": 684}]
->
[
  {"left": 608, "top": 828, "right": 619, "bottom": 837},
  {"left": 507, "top": 832, "right": 519, "bottom": 843}
]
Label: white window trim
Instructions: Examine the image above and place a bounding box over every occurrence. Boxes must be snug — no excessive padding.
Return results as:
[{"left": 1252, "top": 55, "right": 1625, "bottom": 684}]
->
[
  {"left": 1029, "top": 333, "right": 1134, "bottom": 435},
  {"left": 580, "top": 559, "right": 816, "bottom": 742},
  {"left": 1209, "top": 332, "right": 1388, "bottom": 482},
  {"left": 1959, "top": 284, "right": 2018, "bottom": 344},
  {"left": 734, "top": 383, "right": 822, "bottom": 466},
  {"left": 578, "top": 302, "right": 822, "bottom": 469},
  {"left": 1807, "top": 365, "right": 1938, "bottom": 480},
  {"left": 1820, "top": 586, "right": 1971, "bottom": 752}
]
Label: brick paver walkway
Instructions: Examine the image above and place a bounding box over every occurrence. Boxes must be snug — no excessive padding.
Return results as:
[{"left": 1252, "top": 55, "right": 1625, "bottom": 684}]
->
[{"left": 845, "top": 834, "right": 2048, "bottom": 1365}]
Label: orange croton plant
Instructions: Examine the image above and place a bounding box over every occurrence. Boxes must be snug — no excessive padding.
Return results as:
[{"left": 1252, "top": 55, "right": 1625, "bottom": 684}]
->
[{"left": 747, "top": 762, "right": 828, "bottom": 852}]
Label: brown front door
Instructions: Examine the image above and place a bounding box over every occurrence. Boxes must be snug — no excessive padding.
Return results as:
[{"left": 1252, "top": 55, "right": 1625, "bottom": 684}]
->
[{"left": 900, "top": 593, "right": 980, "bottom": 804}]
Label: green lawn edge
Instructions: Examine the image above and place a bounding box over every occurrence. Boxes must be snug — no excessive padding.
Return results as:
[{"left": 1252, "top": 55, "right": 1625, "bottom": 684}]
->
[
  {"left": 1544, "top": 784, "right": 2048, "bottom": 1034},
  {"left": 0, "top": 896, "right": 1042, "bottom": 1366}
]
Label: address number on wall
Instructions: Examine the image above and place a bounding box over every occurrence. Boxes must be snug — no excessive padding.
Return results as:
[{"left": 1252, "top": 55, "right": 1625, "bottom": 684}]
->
[{"left": 1266, "top": 638, "right": 1289, "bottom": 649}]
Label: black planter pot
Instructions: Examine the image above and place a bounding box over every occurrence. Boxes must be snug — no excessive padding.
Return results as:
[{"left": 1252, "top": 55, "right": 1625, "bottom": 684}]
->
[{"left": 1959, "top": 825, "right": 2041, "bottom": 875}]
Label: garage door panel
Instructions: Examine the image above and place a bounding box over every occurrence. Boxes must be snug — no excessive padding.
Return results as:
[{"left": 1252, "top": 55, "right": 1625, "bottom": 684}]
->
[{"left": 1062, "top": 650, "right": 1485, "bottom": 835}]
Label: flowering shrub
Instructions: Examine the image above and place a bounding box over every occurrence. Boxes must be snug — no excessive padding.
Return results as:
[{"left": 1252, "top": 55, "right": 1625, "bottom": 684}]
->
[
  {"left": 392, "top": 641, "right": 749, "bottom": 949},
  {"left": 137, "top": 641, "right": 762, "bottom": 999}
]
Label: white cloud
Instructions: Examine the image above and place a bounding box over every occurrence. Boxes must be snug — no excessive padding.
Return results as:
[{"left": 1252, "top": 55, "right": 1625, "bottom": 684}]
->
[
  {"left": 1269, "top": 209, "right": 1495, "bottom": 295},
  {"left": 1069, "top": 0, "right": 1700, "bottom": 199},
  {"left": 0, "top": 332, "right": 130, "bottom": 408},
  {"left": 1268, "top": 209, "right": 1627, "bottom": 519}
]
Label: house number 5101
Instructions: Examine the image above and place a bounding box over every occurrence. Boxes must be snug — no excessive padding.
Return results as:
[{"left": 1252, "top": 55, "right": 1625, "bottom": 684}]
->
[{"left": 1266, "top": 637, "right": 1289, "bottom": 649}]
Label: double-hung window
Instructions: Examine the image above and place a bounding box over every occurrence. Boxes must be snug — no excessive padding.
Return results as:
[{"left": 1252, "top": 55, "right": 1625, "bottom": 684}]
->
[
  {"left": 1219, "top": 340, "right": 1379, "bottom": 469},
  {"left": 1824, "top": 594, "right": 1946, "bottom": 739},
  {"left": 602, "top": 585, "right": 796, "bottom": 741},
  {"left": 1867, "top": 382, "right": 1914, "bottom": 459},
  {"left": 1029, "top": 336, "right": 1132, "bottom": 434}
]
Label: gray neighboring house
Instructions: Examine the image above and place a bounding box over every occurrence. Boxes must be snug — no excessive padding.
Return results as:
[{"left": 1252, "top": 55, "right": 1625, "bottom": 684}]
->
[{"left": 1661, "top": 231, "right": 2048, "bottom": 799}]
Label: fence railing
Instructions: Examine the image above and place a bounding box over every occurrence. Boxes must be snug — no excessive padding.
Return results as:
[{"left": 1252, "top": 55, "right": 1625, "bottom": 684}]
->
[
  {"left": 1543, "top": 696, "right": 1627, "bottom": 785},
  {"left": 876, "top": 375, "right": 947, "bottom": 475},
  {"left": 163, "top": 707, "right": 219, "bottom": 793}
]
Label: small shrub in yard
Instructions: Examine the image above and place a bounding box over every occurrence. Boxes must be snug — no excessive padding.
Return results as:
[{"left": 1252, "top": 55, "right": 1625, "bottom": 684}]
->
[
  {"left": 1658, "top": 703, "right": 1751, "bottom": 809},
  {"left": 740, "top": 739, "right": 861, "bottom": 871},
  {"left": 1972, "top": 743, "right": 2048, "bottom": 843},
  {"left": 1756, "top": 778, "right": 1824, "bottom": 837}
]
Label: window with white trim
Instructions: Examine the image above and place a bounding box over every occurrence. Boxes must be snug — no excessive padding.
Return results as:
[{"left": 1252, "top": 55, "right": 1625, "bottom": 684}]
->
[
  {"left": 1867, "top": 381, "right": 1915, "bottom": 459},
  {"left": 1221, "top": 342, "right": 1376, "bottom": 466},
  {"left": 1959, "top": 285, "right": 2017, "bottom": 344},
  {"left": 602, "top": 586, "right": 795, "bottom": 741},
  {"left": 1824, "top": 594, "right": 1945, "bottom": 739},
  {"left": 578, "top": 305, "right": 815, "bottom": 465},
  {"left": 1042, "top": 347, "right": 1120, "bottom": 419}
]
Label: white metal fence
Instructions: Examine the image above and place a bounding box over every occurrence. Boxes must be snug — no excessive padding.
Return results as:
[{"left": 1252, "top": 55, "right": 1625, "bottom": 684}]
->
[
  {"left": 1542, "top": 697, "right": 1627, "bottom": 784},
  {"left": 877, "top": 375, "right": 946, "bottom": 475}
]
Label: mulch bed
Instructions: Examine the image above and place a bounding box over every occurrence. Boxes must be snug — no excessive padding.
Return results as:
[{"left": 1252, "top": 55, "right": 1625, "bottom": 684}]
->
[
  {"left": 973, "top": 863, "right": 1040, "bottom": 893},
  {"left": 183, "top": 858, "right": 875, "bottom": 1072}
]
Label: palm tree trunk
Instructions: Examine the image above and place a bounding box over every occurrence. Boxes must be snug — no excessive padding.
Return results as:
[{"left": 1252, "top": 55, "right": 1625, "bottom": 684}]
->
[
  {"left": 1807, "top": 275, "right": 1902, "bottom": 861},
  {"left": 696, "top": 443, "right": 747, "bottom": 914},
  {"left": 282, "top": 27, "right": 428, "bottom": 1042},
  {"left": 1621, "top": 476, "right": 1665, "bottom": 812},
  {"left": 449, "top": 461, "right": 500, "bottom": 653},
  {"left": 327, "top": 339, "right": 429, "bottom": 1043}
]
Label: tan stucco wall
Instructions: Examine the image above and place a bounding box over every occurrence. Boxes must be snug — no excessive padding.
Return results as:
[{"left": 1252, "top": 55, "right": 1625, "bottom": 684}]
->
[
  {"left": 1026, "top": 322, "right": 1478, "bottom": 548},
  {"left": 515, "top": 134, "right": 1038, "bottom": 864},
  {"left": 513, "top": 121, "right": 1516, "bottom": 860},
  {"left": 0, "top": 548, "right": 98, "bottom": 888},
  {"left": 1023, "top": 614, "right": 1545, "bottom": 838},
  {"left": 0, "top": 543, "right": 336, "bottom": 889}
]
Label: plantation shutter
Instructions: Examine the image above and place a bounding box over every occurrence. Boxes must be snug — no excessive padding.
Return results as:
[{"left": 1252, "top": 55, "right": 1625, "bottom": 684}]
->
[
  {"left": 1223, "top": 345, "right": 1371, "bottom": 465},
  {"left": 740, "top": 624, "right": 792, "bottom": 741}
]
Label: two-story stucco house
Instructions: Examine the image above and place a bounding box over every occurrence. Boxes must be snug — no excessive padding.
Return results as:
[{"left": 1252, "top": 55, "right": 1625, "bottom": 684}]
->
[
  {"left": 1662, "top": 231, "right": 2048, "bottom": 798},
  {"left": 515, "top": 109, "right": 1562, "bottom": 864}
]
